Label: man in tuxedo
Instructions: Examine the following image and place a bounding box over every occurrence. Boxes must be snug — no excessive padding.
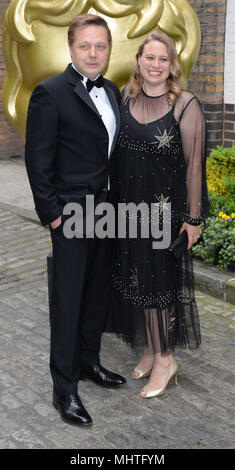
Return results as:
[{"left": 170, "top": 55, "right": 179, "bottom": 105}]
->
[{"left": 25, "top": 14, "right": 126, "bottom": 427}]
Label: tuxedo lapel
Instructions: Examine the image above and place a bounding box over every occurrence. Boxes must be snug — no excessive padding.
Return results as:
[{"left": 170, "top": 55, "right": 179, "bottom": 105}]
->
[
  {"left": 103, "top": 81, "right": 121, "bottom": 154},
  {"left": 65, "top": 65, "right": 120, "bottom": 153},
  {"left": 65, "top": 64, "right": 100, "bottom": 118},
  {"left": 73, "top": 81, "right": 101, "bottom": 118}
]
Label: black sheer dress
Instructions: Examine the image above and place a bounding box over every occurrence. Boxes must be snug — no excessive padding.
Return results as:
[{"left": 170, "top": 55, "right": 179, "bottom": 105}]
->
[{"left": 109, "top": 88, "right": 209, "bottom": 355}]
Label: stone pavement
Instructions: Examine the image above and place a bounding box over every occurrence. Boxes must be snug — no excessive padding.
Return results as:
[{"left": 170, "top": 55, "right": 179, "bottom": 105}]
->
[
  {"left": 0, "top": 158, "right": 235, "bottom": 449},
  {"left": 0, "top": 158, "right": 35, "bottom": 215}
]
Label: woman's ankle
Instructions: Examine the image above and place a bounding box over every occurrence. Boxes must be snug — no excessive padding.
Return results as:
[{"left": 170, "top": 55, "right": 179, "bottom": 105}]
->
[{"left": 153, "top": 352, "right": 172, "bottom": 368}]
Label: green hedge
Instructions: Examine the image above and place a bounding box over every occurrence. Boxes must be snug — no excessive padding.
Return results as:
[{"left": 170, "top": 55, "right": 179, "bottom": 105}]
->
[{"left": 191, "top": 146, "right": 235, "bottom": 270}]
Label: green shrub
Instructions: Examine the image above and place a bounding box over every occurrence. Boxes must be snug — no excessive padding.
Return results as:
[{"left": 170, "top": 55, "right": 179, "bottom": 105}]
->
[
  {"left": 208, "top": 192, "right": 234, "bottom": 217},
  {"left": 192, "top": 146, "right": 235, "bottom": 270},
  {"left": 192, "top": 214, "right": 235, "bottom": 270},
  {"left": 206, "top": 145, "right": 235, "bottom": 197}
]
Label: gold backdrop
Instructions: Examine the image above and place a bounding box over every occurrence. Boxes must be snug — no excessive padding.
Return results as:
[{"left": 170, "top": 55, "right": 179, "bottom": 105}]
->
[{"left": 2, "top": 0, "right": 201, "bottom": 139}]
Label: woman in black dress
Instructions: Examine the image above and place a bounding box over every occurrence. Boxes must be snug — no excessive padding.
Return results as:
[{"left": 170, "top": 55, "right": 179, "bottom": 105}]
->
[{"left": 109, "top": 30, "right": 209, "bottom": 398}]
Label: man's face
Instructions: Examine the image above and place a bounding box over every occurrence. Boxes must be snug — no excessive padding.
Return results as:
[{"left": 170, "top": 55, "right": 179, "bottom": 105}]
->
[{"left": 69, "top": 25, "right": 110, "bottom": 80}]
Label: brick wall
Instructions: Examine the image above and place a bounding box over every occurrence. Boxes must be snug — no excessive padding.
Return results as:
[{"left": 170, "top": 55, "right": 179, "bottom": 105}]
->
[
  {"left": 224, "top": 104, "right": 235, "bottom": 147},
  {"left": 0, "top": 1, "right": 24, "bottom": 158},
  {"left": 224, "top": 0, "right": 235, "bottom": 147},
  {"left": 187, "top": 0, "right": 226, "bottom": 152}
]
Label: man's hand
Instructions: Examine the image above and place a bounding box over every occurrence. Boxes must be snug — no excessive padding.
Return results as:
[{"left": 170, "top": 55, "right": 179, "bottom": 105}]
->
[{"left": 50, "top": 216, "right": 62, "bottom": 230}]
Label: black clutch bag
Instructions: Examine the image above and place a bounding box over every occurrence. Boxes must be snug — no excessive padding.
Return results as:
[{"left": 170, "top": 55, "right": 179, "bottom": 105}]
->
[{"left": 169, "top": 230, "right": 188, "bottom": 259}]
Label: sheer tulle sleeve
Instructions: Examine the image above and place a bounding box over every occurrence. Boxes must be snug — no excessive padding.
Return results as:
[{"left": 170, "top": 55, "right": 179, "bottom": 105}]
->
[
  {"left": 179, "top": 96, "right": 209, "bottom": 225},
  {"left": 121, "top": 84, "right": 130, "bottom": 106}
]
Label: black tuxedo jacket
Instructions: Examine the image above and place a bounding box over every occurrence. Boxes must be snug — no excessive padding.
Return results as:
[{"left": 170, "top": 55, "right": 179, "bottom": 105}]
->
[{"left": 25, "top": 64, "right": 121, "bottom": 226}]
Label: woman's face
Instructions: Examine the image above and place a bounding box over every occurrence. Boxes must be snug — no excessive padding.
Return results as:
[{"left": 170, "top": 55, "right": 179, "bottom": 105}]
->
[{"left": 138, "top": 40, "right": 170, "bottom": 90}]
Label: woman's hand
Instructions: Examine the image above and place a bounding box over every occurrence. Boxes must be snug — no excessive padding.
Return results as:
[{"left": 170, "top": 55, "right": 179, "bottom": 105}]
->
[{"left": 178, "top": 222, "right": 202, "bottom": 250}]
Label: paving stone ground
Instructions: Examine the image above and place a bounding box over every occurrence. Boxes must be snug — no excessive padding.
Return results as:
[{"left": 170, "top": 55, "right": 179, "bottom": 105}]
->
[{"left": 0, "top": 206, "right": 235, "bottom": 450}]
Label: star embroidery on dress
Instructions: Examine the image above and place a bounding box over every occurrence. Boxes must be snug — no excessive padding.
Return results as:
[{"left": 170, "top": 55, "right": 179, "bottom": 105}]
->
[
  {"left": 154, "top": 194, "right": 170, "bottom": 213},
  {"left": 152, "top": 128, "right": 174, "bottom": 149}
]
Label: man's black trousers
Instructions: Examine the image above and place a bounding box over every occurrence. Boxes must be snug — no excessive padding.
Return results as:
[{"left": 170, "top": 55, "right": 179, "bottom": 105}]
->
[{"left": 49, "top": 224, "right": 113, "bottom": 395}]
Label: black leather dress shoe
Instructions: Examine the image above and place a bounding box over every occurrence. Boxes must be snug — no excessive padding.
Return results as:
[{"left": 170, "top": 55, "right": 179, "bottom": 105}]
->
[
  {"left": 80, "top": 363, "right": 127, "bottom": 388},
  {"left": 53, "top": 391, "right": 92, "bottom": 427}
]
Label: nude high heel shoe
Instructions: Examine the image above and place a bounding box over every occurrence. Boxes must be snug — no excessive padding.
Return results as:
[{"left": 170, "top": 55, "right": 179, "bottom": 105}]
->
[
  {"left": 140, "top": 356, "right": 179, "bottom": 398},
  {"left": 132, "top": 366, "right": 152, "bottom": 380}
]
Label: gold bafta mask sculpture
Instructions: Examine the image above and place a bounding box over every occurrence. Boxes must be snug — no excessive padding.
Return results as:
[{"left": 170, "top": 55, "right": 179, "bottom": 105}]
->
[{"left": 2, "top": 0, "right": 200, "bottom": 139}]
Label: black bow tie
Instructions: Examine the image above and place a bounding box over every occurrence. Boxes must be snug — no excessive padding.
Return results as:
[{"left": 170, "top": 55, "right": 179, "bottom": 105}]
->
[
  {"left": 86, "top": 75, "right": 104, "bottom": 93},
  {"left": 71, "top": 66, "right": 104, "bottom": 93}
]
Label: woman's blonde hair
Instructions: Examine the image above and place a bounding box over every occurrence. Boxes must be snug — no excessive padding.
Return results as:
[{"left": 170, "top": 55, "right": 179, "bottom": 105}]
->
[{"left": 129, "top": 30, "right": 183, "bottom": 105}]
